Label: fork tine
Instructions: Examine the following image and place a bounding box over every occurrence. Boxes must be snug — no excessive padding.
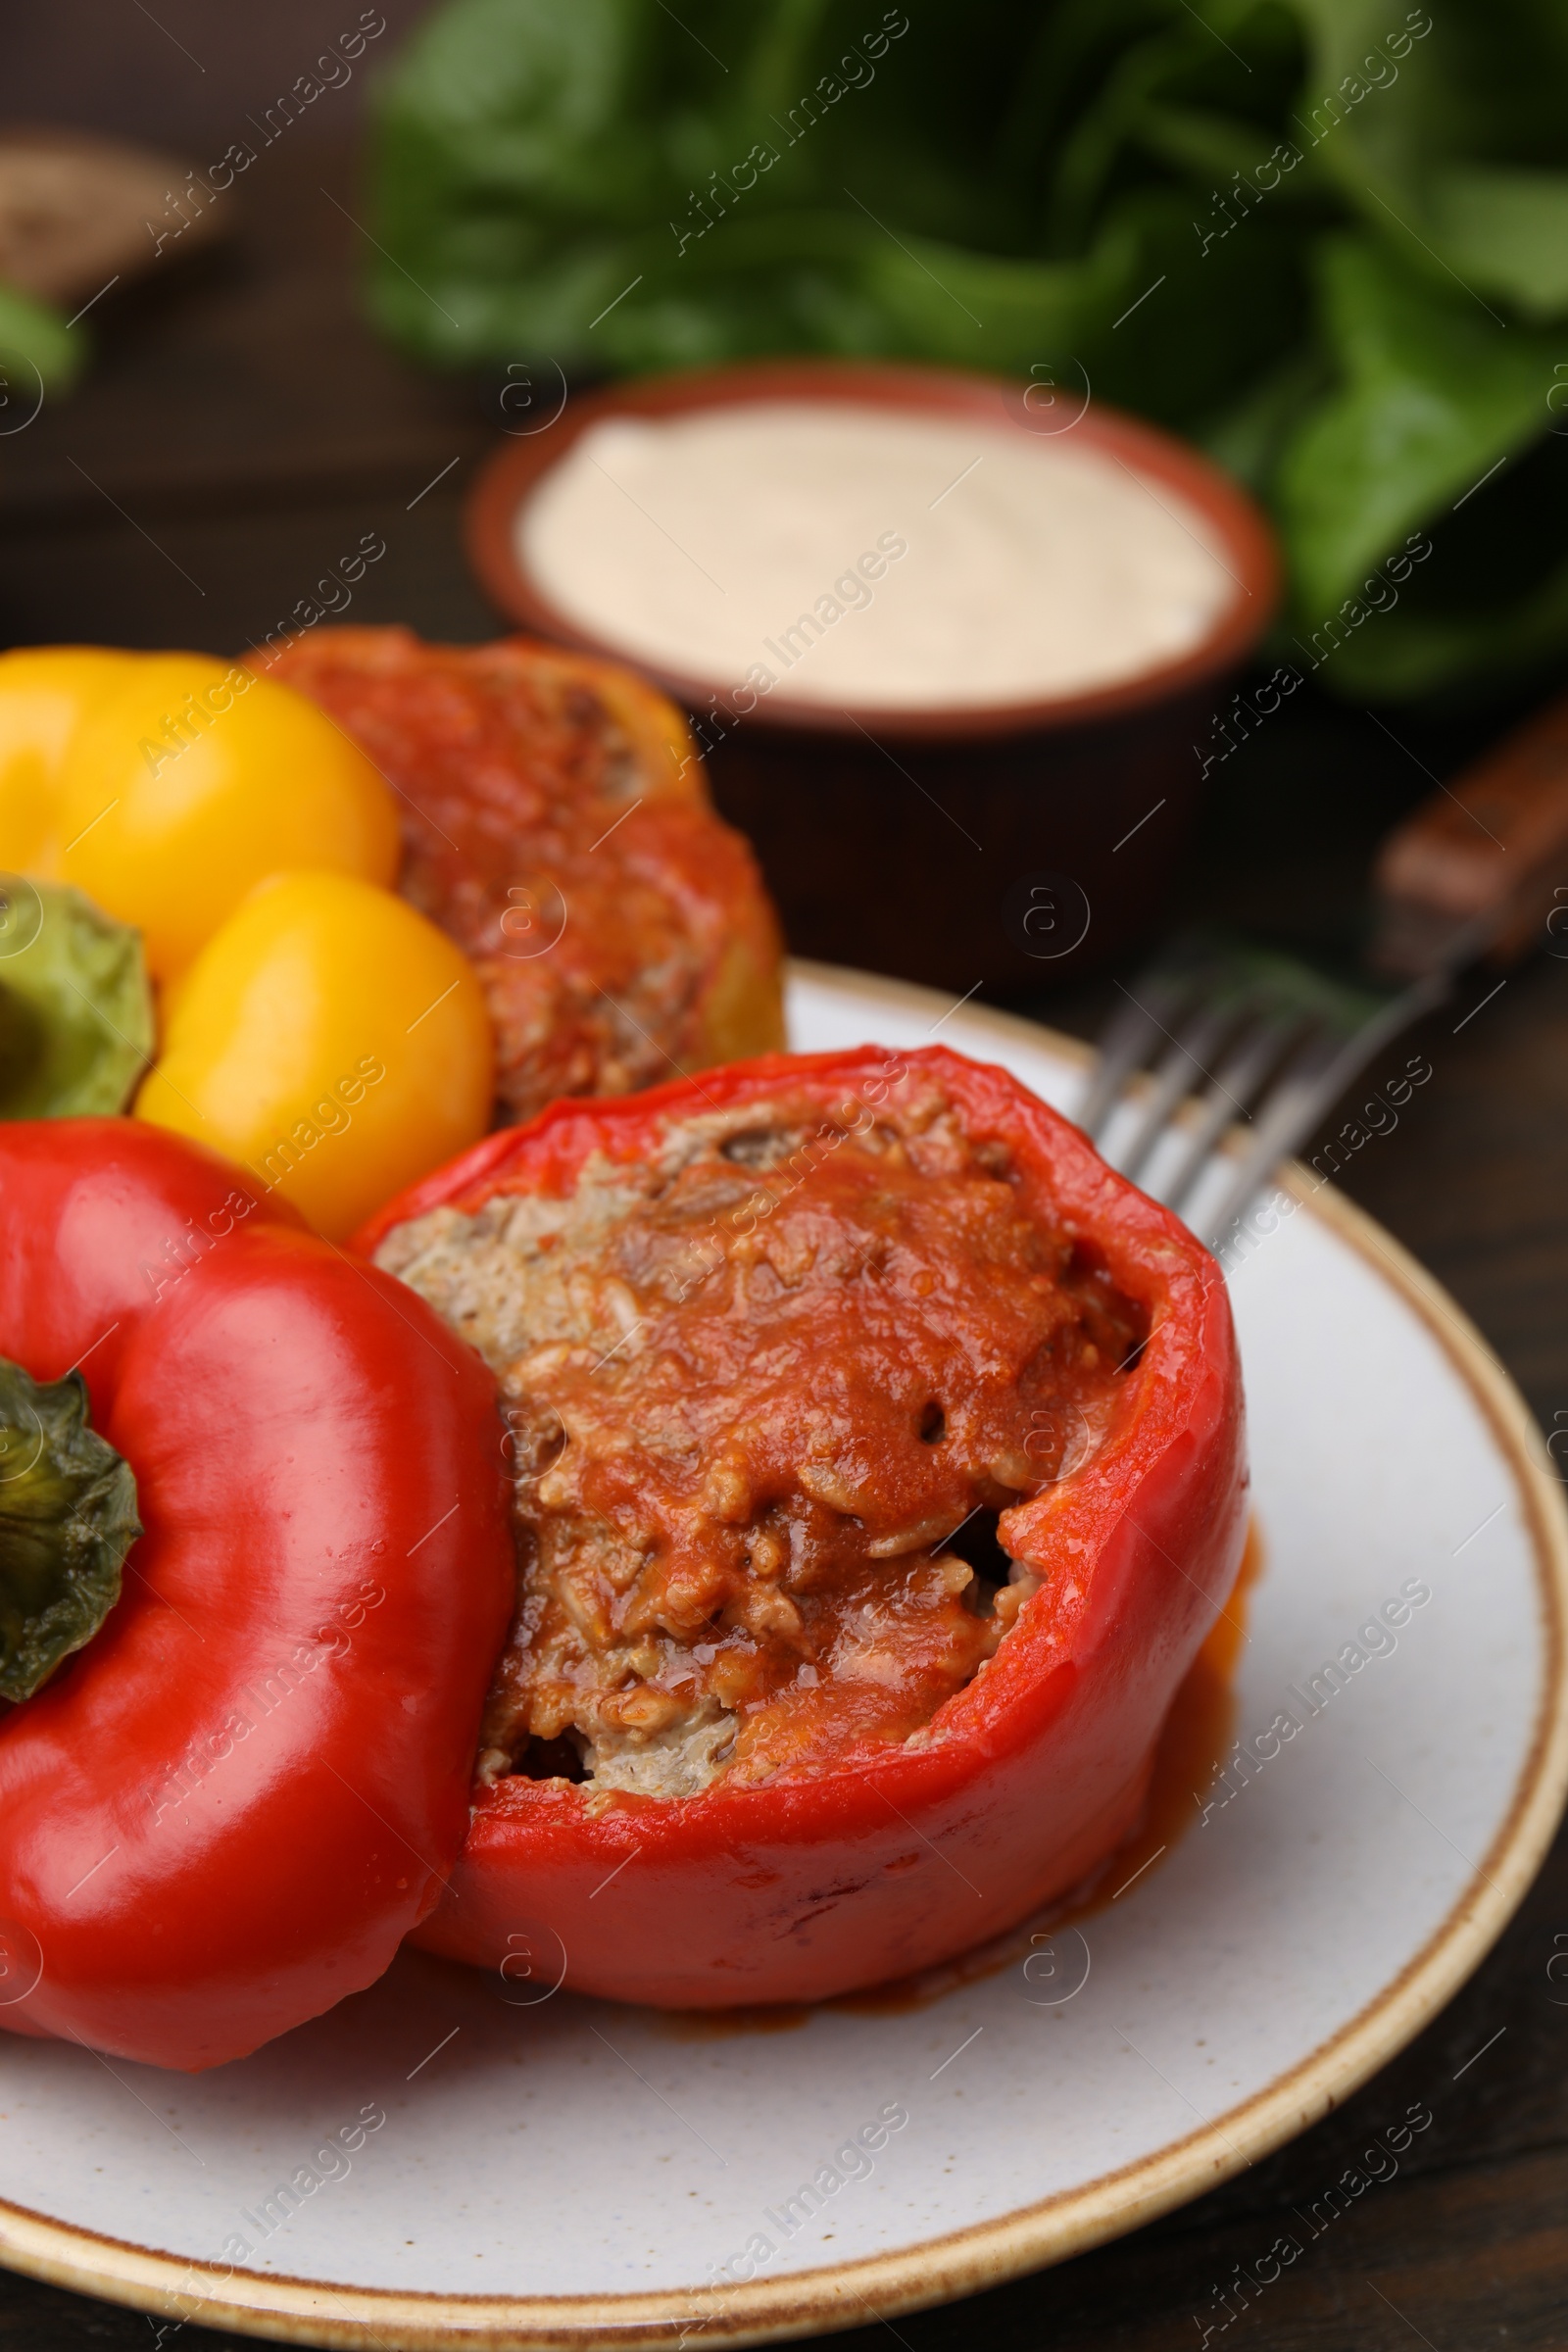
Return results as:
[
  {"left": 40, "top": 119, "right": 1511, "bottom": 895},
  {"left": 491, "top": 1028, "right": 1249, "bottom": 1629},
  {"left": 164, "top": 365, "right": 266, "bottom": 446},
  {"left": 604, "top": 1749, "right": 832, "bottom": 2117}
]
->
[
  {"left": 1205, "top": 1024, "right": 1345, "bottom": 1247},
  {"left": 1084, "top": 930, "right": 1455, "bottom": 1257},
  {"left": 1156, "top": 1012, "right": 1299, "bottom": 1212},
  {"left": 1113, "top": 1004, "right": 1236, "bottom": 1184},
  {"left": 1075, "top": 978, "right": 1185, "bottom": 1139},
  {"left": 1205, "top": 965, "right": 1452, "bottom": 1249}
]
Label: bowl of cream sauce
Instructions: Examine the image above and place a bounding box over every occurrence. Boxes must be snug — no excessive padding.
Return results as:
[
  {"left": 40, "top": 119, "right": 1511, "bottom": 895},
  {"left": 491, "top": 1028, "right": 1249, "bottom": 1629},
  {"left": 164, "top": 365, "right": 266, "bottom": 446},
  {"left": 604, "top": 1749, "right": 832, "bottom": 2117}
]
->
[{"left": 466, "top": 362, "right": 1279, "bottom": 990}]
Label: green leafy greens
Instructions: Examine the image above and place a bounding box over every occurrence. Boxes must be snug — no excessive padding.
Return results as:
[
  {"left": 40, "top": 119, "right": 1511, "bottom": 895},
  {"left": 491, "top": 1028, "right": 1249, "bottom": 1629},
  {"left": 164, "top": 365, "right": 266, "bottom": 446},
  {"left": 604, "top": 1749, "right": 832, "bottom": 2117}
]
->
[{"left": 367, "top": 0, "right": 1568, "bottom": 697}]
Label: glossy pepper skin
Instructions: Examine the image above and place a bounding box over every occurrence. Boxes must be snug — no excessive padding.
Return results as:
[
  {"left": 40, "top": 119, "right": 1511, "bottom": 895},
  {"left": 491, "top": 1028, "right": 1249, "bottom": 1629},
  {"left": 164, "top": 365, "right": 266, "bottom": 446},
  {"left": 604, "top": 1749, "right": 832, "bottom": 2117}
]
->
[
  {"left": 0, "top": 1119, "right": 514, "bottom": 2070},
  {"left": 135, "top": 869, "right": 495, "bottom": 1242},
  {"left": 354, "top": 1045, "right": 1249, "bottom": 2009}
]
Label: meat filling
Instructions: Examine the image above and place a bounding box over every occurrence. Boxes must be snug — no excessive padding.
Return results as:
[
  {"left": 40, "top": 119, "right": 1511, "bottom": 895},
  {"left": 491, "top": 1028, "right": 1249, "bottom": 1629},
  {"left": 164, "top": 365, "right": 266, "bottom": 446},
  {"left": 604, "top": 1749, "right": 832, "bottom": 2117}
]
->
[{"left": 374, "top": 1082, "right": 1143, "bottom": 1798}]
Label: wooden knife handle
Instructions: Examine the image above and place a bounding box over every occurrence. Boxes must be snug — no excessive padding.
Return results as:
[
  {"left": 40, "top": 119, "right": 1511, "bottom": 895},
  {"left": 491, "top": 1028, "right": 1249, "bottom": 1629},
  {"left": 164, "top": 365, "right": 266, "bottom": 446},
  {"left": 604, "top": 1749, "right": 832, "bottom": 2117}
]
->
[{"left": 1371, "top": 694, "right": 1568, "bottom": 977}]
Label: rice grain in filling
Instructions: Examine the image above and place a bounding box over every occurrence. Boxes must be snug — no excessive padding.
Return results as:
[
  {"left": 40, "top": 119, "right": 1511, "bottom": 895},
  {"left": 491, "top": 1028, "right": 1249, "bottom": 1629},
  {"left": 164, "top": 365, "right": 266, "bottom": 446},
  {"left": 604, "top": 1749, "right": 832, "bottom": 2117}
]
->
[{"left": 374, "top": 1081, "right": 1143, "bottom": 1799}]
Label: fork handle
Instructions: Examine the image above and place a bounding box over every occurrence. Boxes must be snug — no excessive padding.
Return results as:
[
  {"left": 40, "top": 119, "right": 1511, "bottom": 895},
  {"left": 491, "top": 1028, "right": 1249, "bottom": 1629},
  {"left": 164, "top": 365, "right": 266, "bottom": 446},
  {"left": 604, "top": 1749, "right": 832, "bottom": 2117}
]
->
[{"left": 1371, "top": 693, "right": 1568, "bottom": 976}]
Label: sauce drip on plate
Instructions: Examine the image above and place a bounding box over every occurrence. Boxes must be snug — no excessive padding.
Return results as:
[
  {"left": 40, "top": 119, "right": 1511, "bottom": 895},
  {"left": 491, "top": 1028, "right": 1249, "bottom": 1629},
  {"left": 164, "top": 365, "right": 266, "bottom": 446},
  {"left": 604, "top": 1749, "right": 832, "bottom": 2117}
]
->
[{"left": 655, "top": 1521, "right": 1263, "bottom": 2035}]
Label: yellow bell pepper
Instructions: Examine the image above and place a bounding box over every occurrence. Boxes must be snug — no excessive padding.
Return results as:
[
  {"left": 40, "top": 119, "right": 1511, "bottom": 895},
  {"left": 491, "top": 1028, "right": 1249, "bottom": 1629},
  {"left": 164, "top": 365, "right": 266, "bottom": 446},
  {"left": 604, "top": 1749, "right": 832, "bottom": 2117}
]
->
[
  {"left": 56, "top": 653, "right": 400, "bottom": 979},
  {"left": 134, "top": 870, "right": 494, "bottom": 1241},
  {"left": 0, "top": 646, "right": 139, "bottom": 876}
]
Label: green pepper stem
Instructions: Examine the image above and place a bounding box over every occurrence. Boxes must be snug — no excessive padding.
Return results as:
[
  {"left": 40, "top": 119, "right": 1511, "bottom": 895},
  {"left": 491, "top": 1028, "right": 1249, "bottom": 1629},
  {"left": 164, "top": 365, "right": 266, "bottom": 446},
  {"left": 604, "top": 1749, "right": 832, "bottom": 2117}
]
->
[{"left": 0, "top": 1356, "right": 139, "bottom": 1703}]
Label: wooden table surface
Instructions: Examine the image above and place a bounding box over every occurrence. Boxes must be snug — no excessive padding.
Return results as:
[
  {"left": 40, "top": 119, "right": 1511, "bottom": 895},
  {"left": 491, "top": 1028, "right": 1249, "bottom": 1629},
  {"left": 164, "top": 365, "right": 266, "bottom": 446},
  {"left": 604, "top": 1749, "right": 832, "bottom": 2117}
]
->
[{"left": 4, "top": 128, "right": 1568, "bottom": 2352}]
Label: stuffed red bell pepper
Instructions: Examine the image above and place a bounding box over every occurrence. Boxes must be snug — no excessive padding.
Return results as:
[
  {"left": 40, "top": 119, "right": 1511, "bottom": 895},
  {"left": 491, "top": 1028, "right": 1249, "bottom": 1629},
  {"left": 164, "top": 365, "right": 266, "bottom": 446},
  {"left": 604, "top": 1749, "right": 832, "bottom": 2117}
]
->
[
  {"left": 0, "top": 1120, "right": 514, "bottom": 2070},
  {"left": 355, "top": 1044, "right": 1248, "bottom": 2007}
]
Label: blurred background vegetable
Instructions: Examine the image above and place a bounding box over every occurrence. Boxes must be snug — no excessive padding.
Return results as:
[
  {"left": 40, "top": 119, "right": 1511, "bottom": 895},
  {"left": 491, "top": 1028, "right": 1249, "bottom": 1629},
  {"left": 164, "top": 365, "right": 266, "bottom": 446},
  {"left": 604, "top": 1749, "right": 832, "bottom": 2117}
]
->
[
  {"left": 0, "top": 646, "right": 136, "bottom": 872},
  {"left": 0, "top": 123, "right": 233, "bottom": 416},
  {"left": 365, "top": 0, "right": 1568, "bottom": 699},
  {"left": 0, "top": 283, "right": 82, "bottom": 418}
]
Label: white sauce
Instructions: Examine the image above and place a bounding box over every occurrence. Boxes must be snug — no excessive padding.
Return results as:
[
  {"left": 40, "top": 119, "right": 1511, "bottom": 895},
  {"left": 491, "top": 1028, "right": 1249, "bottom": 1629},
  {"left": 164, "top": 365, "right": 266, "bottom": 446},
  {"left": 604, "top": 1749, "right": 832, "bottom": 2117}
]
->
[{"left": 518, "top": 402, "right": 1236, "bottom": 713}]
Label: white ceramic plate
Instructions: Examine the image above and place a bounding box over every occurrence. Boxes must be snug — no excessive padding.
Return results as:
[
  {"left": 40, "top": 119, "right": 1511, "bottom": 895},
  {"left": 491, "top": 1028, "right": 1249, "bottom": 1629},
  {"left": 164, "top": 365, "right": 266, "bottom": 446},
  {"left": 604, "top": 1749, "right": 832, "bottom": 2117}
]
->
[{"left": 1, "top": 965, "right": 1564, "bottom": 2352}]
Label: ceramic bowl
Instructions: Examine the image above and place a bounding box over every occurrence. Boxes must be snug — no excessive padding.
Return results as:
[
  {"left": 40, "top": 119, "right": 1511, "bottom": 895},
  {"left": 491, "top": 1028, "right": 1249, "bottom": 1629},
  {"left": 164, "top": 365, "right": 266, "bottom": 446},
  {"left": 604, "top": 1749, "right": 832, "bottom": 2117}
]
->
[{"left": 465, "top": 361, "right": 1281, "bottom": 993}]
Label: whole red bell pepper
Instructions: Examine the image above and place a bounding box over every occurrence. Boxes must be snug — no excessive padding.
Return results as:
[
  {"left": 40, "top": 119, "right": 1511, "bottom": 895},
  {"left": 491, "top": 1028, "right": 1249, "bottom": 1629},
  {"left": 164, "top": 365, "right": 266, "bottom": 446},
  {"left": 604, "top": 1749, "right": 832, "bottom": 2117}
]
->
[
  {"left": 355, "top": 1044, "right": 1248, "bottom": 2008},
  {"left": 0, "top": 1119, "right": 514, "bottom": 2070}
]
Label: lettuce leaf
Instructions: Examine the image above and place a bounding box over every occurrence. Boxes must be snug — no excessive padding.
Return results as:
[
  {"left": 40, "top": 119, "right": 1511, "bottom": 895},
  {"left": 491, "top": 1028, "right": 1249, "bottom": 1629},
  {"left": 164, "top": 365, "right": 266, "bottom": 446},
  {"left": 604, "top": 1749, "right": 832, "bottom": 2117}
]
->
[{"left": 366, "top": 0, "right": 1568, "bottom": 697}]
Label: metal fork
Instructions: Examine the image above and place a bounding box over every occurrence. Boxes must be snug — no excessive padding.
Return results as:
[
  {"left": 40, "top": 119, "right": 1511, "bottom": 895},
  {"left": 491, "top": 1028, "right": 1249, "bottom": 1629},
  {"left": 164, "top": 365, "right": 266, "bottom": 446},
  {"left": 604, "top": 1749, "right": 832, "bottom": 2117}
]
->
[
  {"left": 1080, "top": 684, "right": 1568, "bottom": 1255},
  {"left": 1077, "top": 925, "right": 1478, "bottom": 1257}
]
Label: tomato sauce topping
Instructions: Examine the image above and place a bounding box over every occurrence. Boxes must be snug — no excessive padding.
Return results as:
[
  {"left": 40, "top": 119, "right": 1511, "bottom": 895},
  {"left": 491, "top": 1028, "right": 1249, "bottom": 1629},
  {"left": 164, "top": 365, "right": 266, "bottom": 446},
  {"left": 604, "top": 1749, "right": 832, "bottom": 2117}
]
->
[
  {"left": 265, "top": 627, "right": 781, "bottom": 1126},
  {"left": 375, "top": 1078, "right": 1143, "bottom": 1797}
]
